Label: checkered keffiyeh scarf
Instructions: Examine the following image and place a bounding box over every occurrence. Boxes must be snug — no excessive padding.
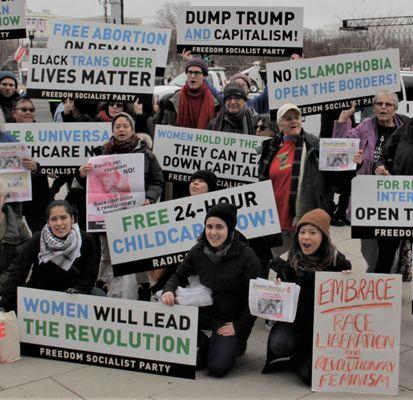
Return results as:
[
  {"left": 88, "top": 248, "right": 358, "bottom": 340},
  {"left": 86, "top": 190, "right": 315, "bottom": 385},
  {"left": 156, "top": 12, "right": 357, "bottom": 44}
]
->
[{"left": 38, "top": 224, "right": 82, "bottom": 271}]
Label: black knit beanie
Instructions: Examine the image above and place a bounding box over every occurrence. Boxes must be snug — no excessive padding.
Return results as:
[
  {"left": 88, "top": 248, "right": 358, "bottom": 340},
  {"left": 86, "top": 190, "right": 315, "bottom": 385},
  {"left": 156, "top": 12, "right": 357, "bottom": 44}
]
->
[
  {"left": 205, "top": 203, "right": 238, "bottom": 232},
  {"left": 223, "top": 82, "right": 248, "bottom": 101},
  {"left": 189, "top": 170, "right": 217, "bottom": 192},
  {"left": 0, "top": 71, "right": 18, "bottom": 88}
]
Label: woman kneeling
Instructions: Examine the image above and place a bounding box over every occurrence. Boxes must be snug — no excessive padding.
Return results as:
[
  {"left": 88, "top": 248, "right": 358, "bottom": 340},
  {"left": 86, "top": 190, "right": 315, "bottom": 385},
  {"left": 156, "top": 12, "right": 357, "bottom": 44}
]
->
[
  {"left": 263, "top": 208, "right": 351, "bottom": 385},
  {"left": 161, "top": 203, "right": 263, "bottom": 377}
]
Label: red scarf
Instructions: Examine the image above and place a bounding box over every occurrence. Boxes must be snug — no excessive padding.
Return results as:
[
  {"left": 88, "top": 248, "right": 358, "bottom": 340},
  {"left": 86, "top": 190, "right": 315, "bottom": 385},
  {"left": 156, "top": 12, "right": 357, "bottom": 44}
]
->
[
  {"left": 176, "top": 81, "right": 215, "bottom": 129},
  {"left": 97, "top": 110, "right": 112, "bottom": 122}
]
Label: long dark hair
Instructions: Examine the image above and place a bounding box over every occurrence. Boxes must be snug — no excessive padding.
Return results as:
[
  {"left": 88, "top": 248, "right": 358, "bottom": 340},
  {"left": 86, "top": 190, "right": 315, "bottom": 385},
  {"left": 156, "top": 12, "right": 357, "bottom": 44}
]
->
[{"left": 45, "top": 200, "right": 74, "bottom": 220}]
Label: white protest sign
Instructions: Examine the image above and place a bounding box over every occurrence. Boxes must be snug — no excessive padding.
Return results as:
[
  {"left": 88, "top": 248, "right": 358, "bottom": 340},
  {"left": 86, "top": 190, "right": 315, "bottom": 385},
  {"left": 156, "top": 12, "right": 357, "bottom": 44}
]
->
[
  {"left": 18, "top": 287, "right": 198, "bottom": 379},
  {"left": 267, "top": 49, "right": 400, "bottom": 116},
  {"left": 26, "top": 48, "right": 156, "bottom": 102},
  {"left": 177, "top": 7, "right": 303, "bottom": 57},
  {"left": 319, "top": 138, "right": 360, "bottom": 171},
  {"left": 313, "top": 272, "right": 402, "bottom": 395},
  {"left": 0, "top": 143, "right": 32, "bottom": 202},
  {"left": 86, "top": 154, "right": 146, "bottom": 232},
  {"left": 4, "top": 123, "right": 111, "bottom": 175},
  {"left": 0, "top": 0, "right": 26, "bottom": 40},
  {"left": 351, "top": 175, "right": 413, "bottom": 239},
  {"left": 153, "top": 125, "right": 267, "bottom": 188},
  {"left": 49, "top": 20, "right": 171, "bottom": 76},
  {"left": 105, "top": 180, "right": 280, "bottom": 276}
]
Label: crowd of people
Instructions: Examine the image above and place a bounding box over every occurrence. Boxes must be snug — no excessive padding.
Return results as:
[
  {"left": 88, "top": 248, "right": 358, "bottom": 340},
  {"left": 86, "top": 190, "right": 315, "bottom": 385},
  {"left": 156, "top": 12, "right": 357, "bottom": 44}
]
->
[{"left": 0, "top": 50, "right": 411, "bottom": 382}]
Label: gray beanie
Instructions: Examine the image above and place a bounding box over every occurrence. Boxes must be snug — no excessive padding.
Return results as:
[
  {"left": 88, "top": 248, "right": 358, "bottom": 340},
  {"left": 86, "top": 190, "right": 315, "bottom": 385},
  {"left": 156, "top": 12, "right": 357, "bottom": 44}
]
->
[
  {"left": 0, "top": 71, "right": 18, "bottom": 88},
  {"left": 111, "top": 112, "right": 135, "bottom": 131},
  {"left": 184, "top": 58, "right": 209, "bottom": 76}
]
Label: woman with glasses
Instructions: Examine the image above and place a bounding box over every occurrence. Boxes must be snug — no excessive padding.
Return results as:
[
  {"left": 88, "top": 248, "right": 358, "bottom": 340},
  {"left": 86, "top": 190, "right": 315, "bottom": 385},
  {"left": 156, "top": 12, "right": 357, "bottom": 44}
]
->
[
  {"left": 255, "top": 114, "right": 279, "bottom": 137},
  {"left": 11, "top": 98, "right": 36, "bottom": 123},
  {"left": 333, "top": 90, "right": 408, "bottom": 272},
  {"left": 258, "top": 103, "right": 330, "bottom": 256},
  {"left": 95, "top": 101, "right": 127, "bottom": 122}
]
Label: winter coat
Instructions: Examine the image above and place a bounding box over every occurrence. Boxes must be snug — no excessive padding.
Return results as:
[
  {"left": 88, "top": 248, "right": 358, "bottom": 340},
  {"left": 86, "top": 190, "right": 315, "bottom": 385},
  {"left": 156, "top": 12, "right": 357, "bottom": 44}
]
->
[
  {"left": 207, "top": 106, "right": 259, "bottom": 135},
  {"left": 269, "top": 249, "right": 351, "bottom": 347},
  {"left": 333, "top": 114, "right": 408, "bottom": 176},
  {"left": 0, "top": 230, "right": 98, "bottom": 311},
  {"left": 0, "top": 205, "right": 31, "bottom": 288},
  {"left": 155, "top": 88, "right": 220, "bottom": 127},
  {"left": 163, "top": 233, "right": 264, "bottom": 340},
  {"left": 376, "top": 117, "right": 413, "bottom": 175},
  {"left": 258, "top": 130, "right": 331, "bottom": 221}
]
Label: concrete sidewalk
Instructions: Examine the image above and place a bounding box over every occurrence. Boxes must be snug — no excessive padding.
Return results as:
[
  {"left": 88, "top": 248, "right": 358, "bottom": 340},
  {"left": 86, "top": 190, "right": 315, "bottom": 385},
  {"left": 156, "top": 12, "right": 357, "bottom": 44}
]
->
[{"left": 1, "top": 226, "right": 412, "bottom": 399}]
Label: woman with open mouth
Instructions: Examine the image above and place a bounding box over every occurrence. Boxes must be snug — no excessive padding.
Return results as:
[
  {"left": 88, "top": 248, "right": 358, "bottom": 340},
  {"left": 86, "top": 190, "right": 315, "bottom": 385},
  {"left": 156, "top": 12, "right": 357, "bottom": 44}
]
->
[{"left": 262, "top": 208, "right": 351, "bottom": 386}]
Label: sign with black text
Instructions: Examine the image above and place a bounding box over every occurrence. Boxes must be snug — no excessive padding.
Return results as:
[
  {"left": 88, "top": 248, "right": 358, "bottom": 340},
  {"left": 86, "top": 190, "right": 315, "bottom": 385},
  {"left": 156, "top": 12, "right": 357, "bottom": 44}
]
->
[
  {"left": 18, "top": 287, "right": 198, "bottom": 379},
  {"left": 153, "top": 125, "right": 267, "bottom": 188},
  {"left": 177, "top": 7, "right": 303, "bottom": 57},
  {"left": 4, "top": 123, "right": 111, "bottom": 176},
  {"left": 105, "top": 181, "right": 280, "bottom": 276},
  {"left": 351, "top": 175, "right": 413, "bottom": 239},
  {"left": 267, "top": 49, "right": 400, "bottom": 116},
  {"left": 0, "top": 0, "right": 26, "bottom": 40},
  {"left": 49, "top": 20, "right": 171, "bottom": 76},
  {"left": 26, "top": 48, "right": 155, "bottom": 102}
]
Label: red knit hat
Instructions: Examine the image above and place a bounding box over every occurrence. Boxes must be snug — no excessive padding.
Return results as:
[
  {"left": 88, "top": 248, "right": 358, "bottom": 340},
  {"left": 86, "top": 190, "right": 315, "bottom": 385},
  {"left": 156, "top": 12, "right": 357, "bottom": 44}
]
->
[{"left": 296, "top": 208, "right": 331, "bottom": 238}]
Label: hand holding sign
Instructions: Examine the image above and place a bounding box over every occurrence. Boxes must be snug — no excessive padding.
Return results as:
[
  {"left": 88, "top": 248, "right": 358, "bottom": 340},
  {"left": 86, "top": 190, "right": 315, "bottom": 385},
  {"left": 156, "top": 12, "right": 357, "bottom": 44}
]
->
[
  {"left": 338, "top": 101, "right": 356, "bottom": 123},
  {"left": 161, "top": 291, "right": 176, "bottom": 306},
  {"left": 375, "top": 165, "right": 390, "bottom": 176}
]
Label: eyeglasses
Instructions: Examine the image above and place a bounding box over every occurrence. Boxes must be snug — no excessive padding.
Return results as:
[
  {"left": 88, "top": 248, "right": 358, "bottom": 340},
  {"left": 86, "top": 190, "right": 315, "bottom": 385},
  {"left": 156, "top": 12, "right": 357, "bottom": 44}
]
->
[
  {"left": 109, "top": 102, "right": 124, "bottom": 108},
  {"left": 374, "top": 101, "right": 394, "bottom": 108},
  {"left": 282, "top": 115, "right": 301, "bottom": 122},
  {"left": 256, "top": 124, "right": 267, "bottom": 131},
  {"left": 186, "top": 70, "right": 203, "bottom": 77},
  {"left": 15, "top": 107, "right": 35, "bottom": 113}
]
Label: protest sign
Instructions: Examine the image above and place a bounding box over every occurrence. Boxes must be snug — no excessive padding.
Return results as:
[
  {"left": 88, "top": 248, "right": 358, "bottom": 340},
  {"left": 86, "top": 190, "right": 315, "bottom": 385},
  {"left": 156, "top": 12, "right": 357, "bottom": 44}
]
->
[
  {"left": 86, "top": 154, "right": 145, "bottom": 232},
  {"left": 351, "top": 175, "right": 413, "bottom": 239},
  {"left": 312, "top": 272, "right": 402, "bottom": 395},
  {"left": 49, "top": 20, "right": 171, "bottom": 76},
  {"left": 18, "top": 287, "right": 198, "bottom": 378},
  {"left": 249, "top": 278, "right": 300, "bottom": 322},
  {"left": 4, "top": 123, "right": 111, "bottom": 176},
  {"left": 177, "top": 7, "right": 303, "bottom": 57},
  {"left": 0, "top": 0, "right": 26, "bottom": 40},
  {"left": 26, "top": 48, "right": 155, "bottom": 102},
  {"left": 105, "top": 180, "right": 280, "bottom": 276},
  {"left": 0, "top": 143, "right": 31, "bottom": 202},
  {"left": 153, "top": 125, "right": 267, "bottom": 188},
  {"left": 267, "top": 49, "right": 400, "bottom": 117},
  {"left": 319, "top": 138, "right": 360, "bottom": 171}
]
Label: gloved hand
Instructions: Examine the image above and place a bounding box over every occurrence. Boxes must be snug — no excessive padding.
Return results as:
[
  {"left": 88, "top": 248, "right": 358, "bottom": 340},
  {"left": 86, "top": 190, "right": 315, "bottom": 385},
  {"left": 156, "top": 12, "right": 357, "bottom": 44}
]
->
[{"left": 66, "top": 288, "right": 79, "bottom": 294}]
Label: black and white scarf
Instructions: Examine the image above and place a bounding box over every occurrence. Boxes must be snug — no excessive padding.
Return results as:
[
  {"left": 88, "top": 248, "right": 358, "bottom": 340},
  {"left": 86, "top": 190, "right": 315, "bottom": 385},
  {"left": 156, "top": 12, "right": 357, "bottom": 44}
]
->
[{"left": 38, "top": 224, "right": 82, "bottom": 271}]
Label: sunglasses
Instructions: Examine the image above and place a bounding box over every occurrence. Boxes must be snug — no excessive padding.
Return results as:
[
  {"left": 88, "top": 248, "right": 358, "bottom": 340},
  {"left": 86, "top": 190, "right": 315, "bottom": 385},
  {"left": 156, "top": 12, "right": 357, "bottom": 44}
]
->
[
  {"left": 256, "top": 124, "right": 267, "bottom": 131},
  {"left": 15, "top": 107, "right": 35, "bottom": 113},
  {"left": 109, "top": 102, "right": 124, "bottom": 108}
]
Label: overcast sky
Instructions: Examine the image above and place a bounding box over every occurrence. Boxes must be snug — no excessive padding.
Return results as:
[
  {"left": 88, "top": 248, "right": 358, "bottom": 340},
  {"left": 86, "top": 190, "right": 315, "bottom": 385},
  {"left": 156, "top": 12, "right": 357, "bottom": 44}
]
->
[{"left": 26, "top": 0, "right": 413, "bottom": 30}]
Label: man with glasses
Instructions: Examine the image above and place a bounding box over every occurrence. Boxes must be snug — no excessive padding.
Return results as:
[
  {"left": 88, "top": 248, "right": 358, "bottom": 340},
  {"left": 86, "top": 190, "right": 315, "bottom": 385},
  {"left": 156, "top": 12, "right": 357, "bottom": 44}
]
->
[
  {"left": 0, "top": 71, "right": 21, "bottom": 123},
  {"left": 208, "top": 82, "right": 258, "bottom": 134},
  {"left": 156, "top": 58, "right": 218, "bottom": 129},
  {"left": 333, "top": 90, "right": 409, "bottom": 272}
]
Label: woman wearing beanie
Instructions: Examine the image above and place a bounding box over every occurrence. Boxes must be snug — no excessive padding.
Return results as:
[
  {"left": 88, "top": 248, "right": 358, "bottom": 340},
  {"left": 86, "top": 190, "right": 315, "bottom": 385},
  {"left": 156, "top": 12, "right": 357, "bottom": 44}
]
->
[
  {"left": 262, "top": 208, "right": 351, "bottom": 386},
  {"left": 77, "top": 112, "right": 164, "bottom": 300},
  {"left": 162, "top": 203, "right": 263, "bottom": 377}
]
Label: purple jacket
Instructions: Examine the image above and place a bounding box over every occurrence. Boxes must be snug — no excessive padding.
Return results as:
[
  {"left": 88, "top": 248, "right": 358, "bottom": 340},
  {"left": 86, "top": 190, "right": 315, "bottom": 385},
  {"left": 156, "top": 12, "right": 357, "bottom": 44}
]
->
[{"left": 333, "top": 115, "right": 406, "bottom": 176}]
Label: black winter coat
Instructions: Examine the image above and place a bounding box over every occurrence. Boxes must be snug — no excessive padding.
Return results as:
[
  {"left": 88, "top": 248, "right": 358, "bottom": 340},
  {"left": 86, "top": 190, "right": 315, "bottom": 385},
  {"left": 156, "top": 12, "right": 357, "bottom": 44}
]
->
[
  {"left": 163, "top": 234, "right": 264, "bottom": 340},
  {"left": 0, "top": 230, "right": 98, "bottom": 311},
  {"left": 377, "top": 117, "right": 413, "bottom": 175},
  {"left": 269, "top": 250, "right": 351, "bottom": 348}
]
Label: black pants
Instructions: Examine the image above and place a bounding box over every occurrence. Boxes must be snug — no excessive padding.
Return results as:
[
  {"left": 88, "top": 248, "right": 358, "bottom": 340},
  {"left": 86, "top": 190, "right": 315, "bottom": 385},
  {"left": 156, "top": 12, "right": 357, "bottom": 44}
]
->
[
  {"left": 265, "top": 322, "right": 312, "bottom": 386},
  {"left": 324, "top": 171, "right": 355, "bottom": 218},
  {"left": 376, "top": 237, "right": 400, "bottom": 273},
  {"left": 198, "top": 330, "right": 244, "bottom": 377}
]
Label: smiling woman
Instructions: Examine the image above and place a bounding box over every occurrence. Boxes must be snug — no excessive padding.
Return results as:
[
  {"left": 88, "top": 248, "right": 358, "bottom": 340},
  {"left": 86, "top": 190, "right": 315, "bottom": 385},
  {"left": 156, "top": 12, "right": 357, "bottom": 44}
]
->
[{"left": 0, "top": 200, "right": 99, "bottom": 312}]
